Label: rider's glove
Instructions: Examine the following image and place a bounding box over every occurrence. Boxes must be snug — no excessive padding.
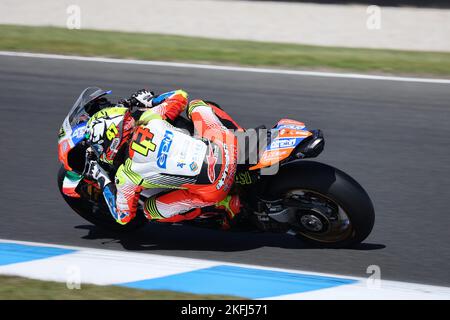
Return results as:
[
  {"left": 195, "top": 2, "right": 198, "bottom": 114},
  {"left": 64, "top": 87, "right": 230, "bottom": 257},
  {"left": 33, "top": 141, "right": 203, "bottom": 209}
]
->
[
  {"left": 83, "top": 160, "right": 112, "bottom": 189},
  {"left": 130, "top": 89, "right": 155, "bottom": 108}
]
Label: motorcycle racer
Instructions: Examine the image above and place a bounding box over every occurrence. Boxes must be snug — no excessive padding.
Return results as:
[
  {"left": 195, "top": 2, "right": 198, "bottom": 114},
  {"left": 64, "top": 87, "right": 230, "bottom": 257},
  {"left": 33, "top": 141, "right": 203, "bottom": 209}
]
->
[{"left": 66, "top": 89, "right": 241, "bottom": 228}]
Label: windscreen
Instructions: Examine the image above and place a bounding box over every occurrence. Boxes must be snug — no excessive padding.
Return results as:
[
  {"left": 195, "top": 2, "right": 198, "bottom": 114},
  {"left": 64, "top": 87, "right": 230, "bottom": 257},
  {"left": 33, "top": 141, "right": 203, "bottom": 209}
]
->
[{"left": 67, "top": 87, "right": 111, "bottom": 126}]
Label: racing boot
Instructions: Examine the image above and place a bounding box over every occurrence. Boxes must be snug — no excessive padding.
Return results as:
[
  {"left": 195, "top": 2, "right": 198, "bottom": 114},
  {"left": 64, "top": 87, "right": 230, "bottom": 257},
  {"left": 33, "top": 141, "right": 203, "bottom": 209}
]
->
[{"left": 215, "top": 194, "right": 242, "bottom": 230}]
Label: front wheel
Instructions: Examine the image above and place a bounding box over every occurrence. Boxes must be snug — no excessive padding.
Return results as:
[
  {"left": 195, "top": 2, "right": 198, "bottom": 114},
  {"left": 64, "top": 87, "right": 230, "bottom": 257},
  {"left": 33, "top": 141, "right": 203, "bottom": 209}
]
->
[{"left": 265, "top": 161, "right": 375, "bottom": 248}]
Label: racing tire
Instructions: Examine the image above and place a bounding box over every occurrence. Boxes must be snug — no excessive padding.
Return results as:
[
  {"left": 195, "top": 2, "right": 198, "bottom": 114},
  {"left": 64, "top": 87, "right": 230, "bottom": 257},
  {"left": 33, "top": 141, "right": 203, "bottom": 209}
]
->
[{"left": 265, "top": 161, "right": 375, "bottom": 248}]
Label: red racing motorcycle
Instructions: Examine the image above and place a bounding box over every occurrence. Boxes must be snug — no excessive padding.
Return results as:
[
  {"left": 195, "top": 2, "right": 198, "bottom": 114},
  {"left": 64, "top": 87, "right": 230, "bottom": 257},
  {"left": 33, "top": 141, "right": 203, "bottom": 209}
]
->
[{"left": 58, "top": 87, "right": 375, "bottom": 248}]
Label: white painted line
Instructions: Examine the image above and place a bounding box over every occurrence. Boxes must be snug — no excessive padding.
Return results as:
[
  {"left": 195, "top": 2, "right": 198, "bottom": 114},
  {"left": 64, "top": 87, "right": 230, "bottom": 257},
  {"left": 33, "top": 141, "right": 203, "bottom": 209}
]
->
[
  {"left": 1, "top": 51, "right": 449, "bottom": 85},
  {"left": 263, "top": 281, "right": 450, "bottom": 300},
  {"left": 0, "top": 249, "right": 219, "bottom": 285},
  {"left": 0, "top": 238, "right": 360, "bottom": 281},
  {"left": 1, "top": 238, "right": 450, "bottom": 300}
]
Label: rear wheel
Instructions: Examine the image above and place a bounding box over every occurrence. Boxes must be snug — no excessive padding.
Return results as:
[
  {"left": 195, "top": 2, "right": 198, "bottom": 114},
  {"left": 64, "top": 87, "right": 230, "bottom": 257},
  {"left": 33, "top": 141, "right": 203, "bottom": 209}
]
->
[
  {"left": 57, "top": 166, "right": 147, "bottom": 233},
  {"left": 286, "top": 189, "right": 355, "bottom": 245},
  {"left": 265, "top": 161, "right": 375, "bottom": 248}
]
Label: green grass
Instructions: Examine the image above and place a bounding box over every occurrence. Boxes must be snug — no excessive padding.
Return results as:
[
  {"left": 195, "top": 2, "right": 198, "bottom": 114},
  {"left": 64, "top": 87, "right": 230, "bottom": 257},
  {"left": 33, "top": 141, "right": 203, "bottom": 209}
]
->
[
  {"left": 0, "top": 24, "right": 449, "bottom": 76},
  {"left": 0, "top": 275, "right": 242, "bottom": 300}
]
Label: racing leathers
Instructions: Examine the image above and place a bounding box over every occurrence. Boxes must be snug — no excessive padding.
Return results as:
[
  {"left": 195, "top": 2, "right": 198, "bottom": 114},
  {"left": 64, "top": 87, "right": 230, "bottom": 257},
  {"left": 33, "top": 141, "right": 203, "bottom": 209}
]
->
[{"left": 79, "top": 90, "right": 240, "bottom": 226}]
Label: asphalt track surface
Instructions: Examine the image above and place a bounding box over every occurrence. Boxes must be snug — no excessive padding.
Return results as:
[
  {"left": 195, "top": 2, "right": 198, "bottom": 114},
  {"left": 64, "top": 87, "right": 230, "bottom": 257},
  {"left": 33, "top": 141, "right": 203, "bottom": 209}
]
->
[{"left": 0, "top": 55, "right": 449, "bottom": 286}]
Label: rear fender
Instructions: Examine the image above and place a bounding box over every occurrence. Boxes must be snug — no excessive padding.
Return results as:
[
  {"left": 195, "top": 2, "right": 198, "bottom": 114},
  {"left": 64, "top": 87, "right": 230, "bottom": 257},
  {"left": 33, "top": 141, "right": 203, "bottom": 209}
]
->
[
  {"left": 258, "top": 160, "right": 337, "bottom": 200},
  {"left": 249, "top": 119, "right": 313, "bottom": 170}
]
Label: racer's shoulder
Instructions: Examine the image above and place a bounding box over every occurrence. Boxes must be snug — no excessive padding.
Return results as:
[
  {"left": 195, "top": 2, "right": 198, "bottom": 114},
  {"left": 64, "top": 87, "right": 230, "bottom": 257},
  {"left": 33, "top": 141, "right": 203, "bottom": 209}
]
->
[{"left": 136, "top": 109, "right": 164, "bottom": 126}]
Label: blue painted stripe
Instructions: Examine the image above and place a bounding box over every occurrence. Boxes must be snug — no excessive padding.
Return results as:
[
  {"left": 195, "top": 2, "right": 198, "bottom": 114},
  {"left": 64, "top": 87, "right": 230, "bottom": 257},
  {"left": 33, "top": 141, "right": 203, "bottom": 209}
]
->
[
  {"left": 121, "top": 265, "right": 357, "bottom": 299},
  {"left": 0, "top": 243, "right": 76, "bottom": 266}
]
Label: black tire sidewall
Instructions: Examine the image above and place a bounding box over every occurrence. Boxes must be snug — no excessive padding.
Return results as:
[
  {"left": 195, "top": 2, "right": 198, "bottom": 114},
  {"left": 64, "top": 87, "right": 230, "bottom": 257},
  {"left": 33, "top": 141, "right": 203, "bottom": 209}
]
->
[{"left": 264, "top": 161, "right": 375, "bottom": 247}]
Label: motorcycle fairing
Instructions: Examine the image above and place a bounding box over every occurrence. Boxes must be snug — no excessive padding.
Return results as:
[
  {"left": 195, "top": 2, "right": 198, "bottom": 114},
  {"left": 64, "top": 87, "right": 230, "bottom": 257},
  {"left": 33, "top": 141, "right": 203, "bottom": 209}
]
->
[
  {"left": 249, "top": 119, "right": 312, "bottom": 170},
  {"left": 58, "top": 87, "right": 112, "bottom": 171},
  {"left": 61, "top": 170, "right": 83, "bottom": 198}
]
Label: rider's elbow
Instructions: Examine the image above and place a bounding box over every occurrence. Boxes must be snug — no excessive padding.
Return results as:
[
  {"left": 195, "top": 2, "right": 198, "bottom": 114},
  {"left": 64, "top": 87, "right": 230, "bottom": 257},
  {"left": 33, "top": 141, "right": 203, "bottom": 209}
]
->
[{"left": 174, "top": 89, "right": 188, "bottom": 100}]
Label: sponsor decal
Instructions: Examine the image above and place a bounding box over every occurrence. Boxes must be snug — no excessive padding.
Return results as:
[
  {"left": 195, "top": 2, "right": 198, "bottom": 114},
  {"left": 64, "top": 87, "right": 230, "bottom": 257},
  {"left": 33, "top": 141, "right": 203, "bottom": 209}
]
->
[
  {"left": 60, "top": 139, "right": 69, "bottom": 153},
  {"left": 235, "top": 171, "right": 252, "bottom": 185},
  {"left": 206, "top": 143, "right": 218, "bottom": 183},
  {"left": 223, "top": 146, "right": 238, "bottom": 191},
  {"left": 216, "top": 144, "right": 230, "bottom": 190},
  {"left": 277, "top": 124, "right": 305, "bottom": 130},
  {"left": 189, "top": 161, "right": 198, "bottom": 172},
  {"left": 279, "top": 128, "right": 311, "bottom": 138},
  {"left": 268, "top": 138, "right": 298, "bottom": 150},
  {"left": 177, "top": 162, "right": 186, "bottom": 168},
  {"left": 224, "top": 163, "right": 236, "bottom": 192},
  {"left": 105, "top": 137, "right": 120, "bottom": 161},
  {"left": 278, "top": 119, "right": 305, "bottom": 127},
  {"left": 259, "top": 149, "right": 289, "bottom": 163},
  {"left": 110, "top": 137, "right": 120, "bottom": 152},
  {"left": 58, "top": 127, "right": 66, "bottom": 139},
  {"left": 71, "top": 123, "right": 87, "bottom": 143},
  {"left": 156, "top": 130, "right": 174, "bottom": 169}
]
